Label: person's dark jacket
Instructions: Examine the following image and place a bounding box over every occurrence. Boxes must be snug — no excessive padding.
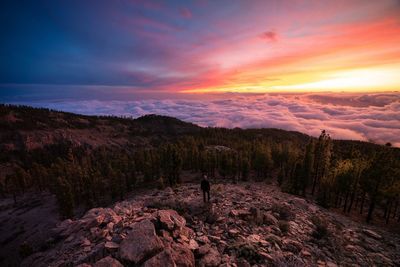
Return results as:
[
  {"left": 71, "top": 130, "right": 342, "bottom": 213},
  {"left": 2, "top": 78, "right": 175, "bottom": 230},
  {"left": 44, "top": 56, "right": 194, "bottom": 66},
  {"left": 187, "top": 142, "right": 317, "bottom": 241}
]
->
[{"left": 201, "top": 179, "right": 210, "bottom": 192}]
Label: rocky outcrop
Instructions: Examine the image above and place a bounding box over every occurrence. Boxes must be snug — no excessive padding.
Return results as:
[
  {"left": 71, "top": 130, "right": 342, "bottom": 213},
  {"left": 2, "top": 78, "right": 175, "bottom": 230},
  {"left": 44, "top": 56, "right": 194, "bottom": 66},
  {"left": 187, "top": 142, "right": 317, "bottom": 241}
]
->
[
  {"left": 22, "top": 183, "right": 400, "bottom": 267},
  {"left": 93, "top": 256, "right": 124, "bottom": 267},
  {"left": 119, "top": 219, "right": 164, "bottom": 264}
]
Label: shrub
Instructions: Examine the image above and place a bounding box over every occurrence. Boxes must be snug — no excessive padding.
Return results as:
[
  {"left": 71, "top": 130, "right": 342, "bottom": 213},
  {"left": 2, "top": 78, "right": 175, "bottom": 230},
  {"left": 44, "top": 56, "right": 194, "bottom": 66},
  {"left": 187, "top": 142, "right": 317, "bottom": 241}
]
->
[
  {"left": 272, "top": 255, "right": 305, "bottom": 267},
  {"left": 214, "top": 184, "right": 224, "bottom": 192},
  {"left": 279, "top": 220, "right": 290, "bottom": 234},
  {"left": 231, "top": 242, "right": 264, "bottom": 264},
  {"left": 311, "top": 215, "right": 329, "bottom": 239},
  {"left": 272, "top": 203, "right": 296, "bottom": 221},
  {"left": 157, "top": 176, "right": 165, "bottom": 190},
  {"left": 205, "top": 209, "right": 219, "bottom": 224},
  {"left": 19, "top": 241, "right": 33, "bottom": 258}
]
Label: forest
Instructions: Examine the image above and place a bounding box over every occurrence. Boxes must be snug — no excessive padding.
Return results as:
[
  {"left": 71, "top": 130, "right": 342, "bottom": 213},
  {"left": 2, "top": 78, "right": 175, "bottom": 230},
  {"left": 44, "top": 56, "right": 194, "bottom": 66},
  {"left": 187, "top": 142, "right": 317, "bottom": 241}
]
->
[{"left": 1, "top": 104, "right": 400, "bottom": 227}]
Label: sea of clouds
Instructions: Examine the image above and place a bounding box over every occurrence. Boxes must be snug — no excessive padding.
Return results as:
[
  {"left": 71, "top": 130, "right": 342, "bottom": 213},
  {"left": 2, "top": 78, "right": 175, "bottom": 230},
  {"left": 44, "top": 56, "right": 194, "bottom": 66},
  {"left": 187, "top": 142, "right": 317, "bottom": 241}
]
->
[{"left": 19, "top": 93, "right": 400, "bottom": 146}]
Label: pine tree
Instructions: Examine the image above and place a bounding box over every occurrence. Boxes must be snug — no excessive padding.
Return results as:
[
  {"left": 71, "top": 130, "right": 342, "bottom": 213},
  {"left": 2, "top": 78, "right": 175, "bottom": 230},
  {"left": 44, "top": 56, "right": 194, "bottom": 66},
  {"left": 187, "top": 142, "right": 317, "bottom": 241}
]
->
[
  {"left": 312, "top": 130, "right": 332, "bottom": 195},
  {"left": 302, "top": 139, "right": 315, "bottom": 195},
  {"left": 55, "top": 176, "right": 74, "bottom": 219}
]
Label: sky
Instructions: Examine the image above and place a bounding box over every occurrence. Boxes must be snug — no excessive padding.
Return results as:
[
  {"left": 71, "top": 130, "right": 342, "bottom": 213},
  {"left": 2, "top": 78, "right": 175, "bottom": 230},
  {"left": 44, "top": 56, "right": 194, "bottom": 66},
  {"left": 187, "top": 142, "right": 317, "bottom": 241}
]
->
[{"left": 0, "top": 0, "right": 400, "bottom": 145}]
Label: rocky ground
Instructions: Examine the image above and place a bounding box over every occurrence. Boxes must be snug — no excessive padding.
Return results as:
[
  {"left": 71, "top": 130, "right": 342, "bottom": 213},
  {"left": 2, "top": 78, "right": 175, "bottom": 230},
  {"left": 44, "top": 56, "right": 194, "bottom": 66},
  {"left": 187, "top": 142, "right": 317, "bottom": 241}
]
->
[{"left": 22, "top": 183, "right": 400, "bottom": 267}]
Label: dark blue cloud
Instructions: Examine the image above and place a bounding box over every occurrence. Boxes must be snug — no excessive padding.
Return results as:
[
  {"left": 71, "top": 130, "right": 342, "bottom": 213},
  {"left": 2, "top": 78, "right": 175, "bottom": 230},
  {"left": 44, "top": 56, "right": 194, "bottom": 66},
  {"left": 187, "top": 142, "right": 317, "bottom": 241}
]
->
[{"left": 0, "top": 0, "right": 235, "bottom": 88}]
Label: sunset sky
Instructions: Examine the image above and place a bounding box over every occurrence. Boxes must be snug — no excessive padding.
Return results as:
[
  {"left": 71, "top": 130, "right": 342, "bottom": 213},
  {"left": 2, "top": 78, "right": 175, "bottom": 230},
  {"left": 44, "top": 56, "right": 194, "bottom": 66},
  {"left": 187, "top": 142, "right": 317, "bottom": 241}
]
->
[
  {"left": 1, "top": 0, "right": 400, "bottom": 96},
  {"left": 1, "top": 0, "right": 399, "bottom": 145}
]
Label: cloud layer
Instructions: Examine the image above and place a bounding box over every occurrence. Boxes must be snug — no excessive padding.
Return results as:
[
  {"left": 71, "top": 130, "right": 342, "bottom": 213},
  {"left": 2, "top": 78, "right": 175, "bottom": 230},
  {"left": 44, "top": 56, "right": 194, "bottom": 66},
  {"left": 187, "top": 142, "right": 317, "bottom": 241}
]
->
[{"left": 21, "top": 93, "right": 400, "bottom": 147}]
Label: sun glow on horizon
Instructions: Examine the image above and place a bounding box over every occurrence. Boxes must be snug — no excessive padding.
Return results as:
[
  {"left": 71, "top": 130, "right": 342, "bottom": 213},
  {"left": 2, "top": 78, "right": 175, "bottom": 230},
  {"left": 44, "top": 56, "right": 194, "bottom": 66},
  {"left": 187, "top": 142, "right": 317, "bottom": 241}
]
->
[{"left": 181, "top": 65, "right": 400, "bottom": 94}]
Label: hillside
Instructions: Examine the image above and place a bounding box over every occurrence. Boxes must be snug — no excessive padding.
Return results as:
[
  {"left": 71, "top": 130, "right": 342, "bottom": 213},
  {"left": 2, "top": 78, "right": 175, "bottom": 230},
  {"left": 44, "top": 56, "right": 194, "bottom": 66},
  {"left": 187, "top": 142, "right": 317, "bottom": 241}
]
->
[
  {"left": 22, "top": 183, "right": 400, "bottom": 266},
  {"left": 1, "top": 104, "right": 400, "bottom": 266}
]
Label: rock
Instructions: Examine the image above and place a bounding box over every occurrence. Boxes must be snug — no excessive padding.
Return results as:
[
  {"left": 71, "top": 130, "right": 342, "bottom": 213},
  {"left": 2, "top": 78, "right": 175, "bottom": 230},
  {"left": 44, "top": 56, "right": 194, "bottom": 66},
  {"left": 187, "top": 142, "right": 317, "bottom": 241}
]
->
[
  {"left": 104, "top": 241, "right": 119, "bottom": 249},
  {"left": 362, "top": 229, "right": 382, "bottom": 240},
  {"left": 197, "top": 244, "right": 211, "bottom": 255},
  {"left": 230, "top": 210, "right": 240, "bottom": 217},
  {"left": 90, "top": 227, "right": 108, "bottom": 240},
  {"left": 81, "top": 208, "right": 122, "bottom": 229},
  {"left": 171, "top": 243, "right": 195, "bottom": 267},
  {"left": 81, "top": 238, "right": 91, "bottom": 247},
  {"left": 326, "top": 261, "right": 338, "bottom": 267},
  {"left": 188, "top": 239, "right": 199, "bottom": 250},
  {"left": 197, "top": 235, "right": 210, "bottom": 244},
  {"left": 263, "top": 213, "right": 278, "bottom": 225},
  {"left": 198, "top": 245, "right": 221, "bottom": 267},
  {"left": 246, "top": 234, "right": 261, "bottom": 243},
  {"left": 236, "top": 258, "right": 251, "bottom": 267},
  {"left": 156, "top": 210, "right": 186, "bottom": 231},
  {"left": 119, "top": 219, "right": 164, "bottom": 264},
  {"left": 301, "top": 249, "right": 311, "bottom": 257},
  {"left": 179, "top": 226, "right": 193, "bottom": 238},
  {"left": 228, "top": 229, "right": 240, "bottom": 237},
  {"left": 19, "top": 184, "right": 400, "bottom": 267},
  {"left": 230, "top": 209, "right": 251, "bottom": 219},
  {"left": 93, "top": 256, "right": 123, "bottom": 267},
  {"left": 142, "top": 250, "right": 176, "bottom": 267}
]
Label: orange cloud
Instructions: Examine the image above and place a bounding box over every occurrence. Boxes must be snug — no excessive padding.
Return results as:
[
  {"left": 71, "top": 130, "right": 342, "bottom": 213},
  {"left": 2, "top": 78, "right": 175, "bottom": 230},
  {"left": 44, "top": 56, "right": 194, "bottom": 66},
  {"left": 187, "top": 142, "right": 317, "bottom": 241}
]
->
[{"left": 180, "top": 10, "right": 400, "bottom": 93}]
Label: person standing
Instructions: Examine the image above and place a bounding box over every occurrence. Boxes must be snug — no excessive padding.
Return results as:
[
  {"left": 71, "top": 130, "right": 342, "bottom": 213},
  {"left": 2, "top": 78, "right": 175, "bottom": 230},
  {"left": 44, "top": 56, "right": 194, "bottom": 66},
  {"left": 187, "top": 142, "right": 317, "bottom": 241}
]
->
[{"left": 201, "top": 175, "right": 211, "bottom": 203}]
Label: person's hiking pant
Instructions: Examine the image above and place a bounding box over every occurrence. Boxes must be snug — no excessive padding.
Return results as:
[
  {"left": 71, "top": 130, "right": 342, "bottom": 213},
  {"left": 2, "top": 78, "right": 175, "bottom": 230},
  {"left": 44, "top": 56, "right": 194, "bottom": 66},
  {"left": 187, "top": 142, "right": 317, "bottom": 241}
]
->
[{"left": 203, "top": 190, "right": 210, "bottom": 202}]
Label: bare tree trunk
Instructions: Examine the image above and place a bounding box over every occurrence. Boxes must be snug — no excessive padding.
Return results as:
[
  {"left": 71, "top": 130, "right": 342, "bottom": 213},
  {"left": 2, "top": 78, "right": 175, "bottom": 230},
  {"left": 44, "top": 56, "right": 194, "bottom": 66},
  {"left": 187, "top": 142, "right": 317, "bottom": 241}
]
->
[
  {"left": 347, "top": 187, "right": 357, "bottom": 213},
  {"left": 385, "top": 200, "right": 392, "bottom": 224},
  {"left": 360, "top": 191, "right": 366, "bottom": 214},
  {"left": 383, "top": 198, "right": 390, "bottom": 219},
  {"left": 335, "top": 192, "right": 340, "bottom": 208},
  {"left": 392, "top": 200, "right": 398, "bottom": 218},
  {"left": 343, "top": 191, "right": 349, "bottom": 213},
  {"left": 367, "top": 182, "right": 380, "bottom": 223},
  {"left": 366, "top": 200, "right": 375, "bottom": 223},
  {"left": 354, "top": 195, "right": 359, "bottom": 209}
]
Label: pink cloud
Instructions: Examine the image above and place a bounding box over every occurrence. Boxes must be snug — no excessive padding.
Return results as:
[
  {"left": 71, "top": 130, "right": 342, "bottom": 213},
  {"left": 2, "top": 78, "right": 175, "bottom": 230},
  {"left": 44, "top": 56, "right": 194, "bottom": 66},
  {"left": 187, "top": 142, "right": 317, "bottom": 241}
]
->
[
  {"left": 179, "top": 7, "right": 192, "bottom": 19},
  {"left": 260, "top": 31, "right": 277, "bottom": 42}
]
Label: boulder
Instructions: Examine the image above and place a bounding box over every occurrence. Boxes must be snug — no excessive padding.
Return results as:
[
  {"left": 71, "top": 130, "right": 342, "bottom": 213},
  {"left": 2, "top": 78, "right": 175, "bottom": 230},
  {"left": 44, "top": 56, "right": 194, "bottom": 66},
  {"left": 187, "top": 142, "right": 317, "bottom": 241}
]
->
[
  {"left": 104, "top": 241, "right": 119, "bottom": 249},
  {"left": 143, "top": 250, "right": 176, "bottom": 267},
  {"left": 230, "top": 209, "right": 251, "bottom": 219},
  {"left": 119, "top": 219, "right": 164, "bottom": 264},
  {"left": 156, "top": 210, "right": 186, "bottom": 231},
  {"left": 171, "top": 243, "right": 195, "bottom": 267},
  {"left": 198, "top": 245, "right": 221, "bottom": 267},
  {"left": 188, "top": 239, "right": 199, "bottom": 250},
  {"left": 79, "top": 208, "right": 122, "bottom": 231},
  {"left": 93, "top": 256, "right": 123, "bottom": 267}
]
